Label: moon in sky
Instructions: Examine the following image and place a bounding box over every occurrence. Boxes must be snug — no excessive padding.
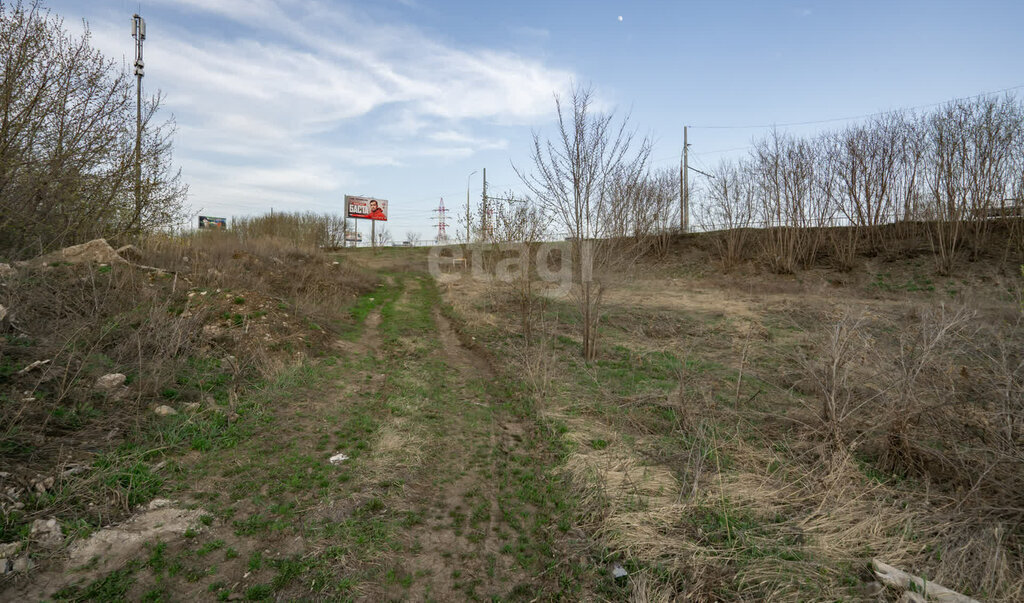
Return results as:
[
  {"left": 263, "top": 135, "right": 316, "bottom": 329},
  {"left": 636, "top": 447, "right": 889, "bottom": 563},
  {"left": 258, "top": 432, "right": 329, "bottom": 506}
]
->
[{"left": 618, "top": 15, "right": 623, "bottom": 21}]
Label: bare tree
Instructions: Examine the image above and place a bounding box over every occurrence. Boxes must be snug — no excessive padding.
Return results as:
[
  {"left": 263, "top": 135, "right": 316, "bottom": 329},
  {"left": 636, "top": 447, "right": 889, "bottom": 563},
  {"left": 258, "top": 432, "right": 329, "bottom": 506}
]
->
[
  {"left": 920, "top": 96, "right": 1023, "bottom": 273},
  {"left": 405, "top": 231, "right": 420, "bottom": 245},
  {"left": 373, "top": 226, "right": 392, "bottom": 247},
  {"left": 518, "top": 84, "right": 651, "bottom": 361},
  {"left": 818, "top": 114, "right": 908, "bottom": 268},
  {"left": 0, "top": 0, "right": 186, "bottom": 259}
]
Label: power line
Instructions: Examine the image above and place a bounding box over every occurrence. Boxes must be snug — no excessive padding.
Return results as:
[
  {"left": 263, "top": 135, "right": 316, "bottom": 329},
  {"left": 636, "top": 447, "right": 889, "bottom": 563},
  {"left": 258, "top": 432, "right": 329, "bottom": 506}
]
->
[
  {"left": 691, "top": 145, "right": 756, "bottom": 157},
  {"left": 689, "top": 82, "right": 1024, "bottom": 130}
]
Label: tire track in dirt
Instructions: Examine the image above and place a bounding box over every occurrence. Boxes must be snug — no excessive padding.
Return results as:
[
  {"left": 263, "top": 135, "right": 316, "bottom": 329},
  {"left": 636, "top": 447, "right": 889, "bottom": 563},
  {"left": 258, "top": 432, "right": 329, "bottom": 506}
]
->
[
  {"left": 364, "top": 287, "right": 540, "bottom": 600},
  {"left": 434, "top": 310, "right": 493, "bottom": 384}
]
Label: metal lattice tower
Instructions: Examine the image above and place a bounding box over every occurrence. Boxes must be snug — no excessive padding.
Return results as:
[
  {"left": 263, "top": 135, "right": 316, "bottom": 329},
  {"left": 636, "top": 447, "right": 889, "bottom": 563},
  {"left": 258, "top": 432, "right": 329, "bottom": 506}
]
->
[{"left": 432, "top": 197, "right": 450, "bottom": 243}]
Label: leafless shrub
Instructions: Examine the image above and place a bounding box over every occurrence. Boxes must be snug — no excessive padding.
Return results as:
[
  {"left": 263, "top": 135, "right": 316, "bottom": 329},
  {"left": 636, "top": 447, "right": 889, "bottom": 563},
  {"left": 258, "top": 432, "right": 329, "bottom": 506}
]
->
[
  {"left": 697, "top": 158, "right": 754, "bottom": 268},
  {"left": 818, "top": 114, "right": 910, "bottom": 268},
  {"left": 509, "top": 331, "right": 559, "bottom": 403},
  {"left": 608, "top": 166, "right": 680, "bottom": 260},
  {"left": 798, "top": 311, "right": 882, "bottom": 453},
  {"left": 916, "top": 96, "right": 1023, "bottom": 273},
  {"left": 491, "top": 192, "right": 550, "bottom": 342},
  {"left": 977, "top": 316, "right": 1024, "bottom": 445},
  {"left": 881, "top": 304, "right": 976, "bottom": 475},
  {"left": 752, "top": 130, "right": 822, "bottom": 273}
]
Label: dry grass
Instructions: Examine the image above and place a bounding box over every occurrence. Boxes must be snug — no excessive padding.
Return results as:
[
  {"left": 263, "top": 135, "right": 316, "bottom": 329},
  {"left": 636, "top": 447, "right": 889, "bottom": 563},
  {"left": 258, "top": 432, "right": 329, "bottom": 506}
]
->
[
  {"left": 0, "top": 222, "right": 378, "bottom": 545},
  {"left": 447, "top": 228, "right": 1024, "bottom": 600}
]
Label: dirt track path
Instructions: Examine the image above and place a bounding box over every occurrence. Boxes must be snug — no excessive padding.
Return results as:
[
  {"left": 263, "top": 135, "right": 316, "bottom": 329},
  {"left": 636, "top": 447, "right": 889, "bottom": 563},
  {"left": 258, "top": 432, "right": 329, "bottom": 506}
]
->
[
  {"left": 2, "top": 270, "right": 586, "bottom": 601},
  {"left": 361, "top": 276, "right": 542, "bottom": 601}
]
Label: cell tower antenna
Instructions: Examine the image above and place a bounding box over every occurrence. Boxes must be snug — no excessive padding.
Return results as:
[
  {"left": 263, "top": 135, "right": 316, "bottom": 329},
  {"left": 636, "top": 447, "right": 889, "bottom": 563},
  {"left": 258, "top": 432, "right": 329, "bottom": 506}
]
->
[{"left": 131, "top": 13, "right": 146, "bottom": 229}]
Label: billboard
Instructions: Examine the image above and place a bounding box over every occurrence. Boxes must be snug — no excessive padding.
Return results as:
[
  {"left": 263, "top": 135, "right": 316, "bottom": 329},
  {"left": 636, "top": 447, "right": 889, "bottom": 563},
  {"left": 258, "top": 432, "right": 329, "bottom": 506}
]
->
[
  {"left": 344, "top": 231, "right": 363, "bottom": 242},
  {"left": 199, "top": 216, "right": 227, "bottom": 229},
  {"left": 345, "top": 195, "right": 388, "bottom": 221}
]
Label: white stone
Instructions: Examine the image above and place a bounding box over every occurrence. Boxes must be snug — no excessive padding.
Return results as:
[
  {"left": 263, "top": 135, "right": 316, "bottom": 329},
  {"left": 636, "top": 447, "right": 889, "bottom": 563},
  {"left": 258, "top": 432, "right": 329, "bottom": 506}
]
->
[
  {"left": 94, "top": 373, "right": 127, "bottom": 391},
  {"left": 328, "top": 452, "right": 349, "bottom": 465},
  {"left": 0, "top": 542, "right": 20, "bottom": 557},
  {"left": 61, "top": 465, "right": 88, "bottom": 478},
  {"left": 29, "top": 518, "right": 63, "bottom": 546},
  {"left": 31, "top": 476, "right": 54, "bottom": 493},
  {"left": 154, "top": 405, "right": 177, "bottom": 416}
]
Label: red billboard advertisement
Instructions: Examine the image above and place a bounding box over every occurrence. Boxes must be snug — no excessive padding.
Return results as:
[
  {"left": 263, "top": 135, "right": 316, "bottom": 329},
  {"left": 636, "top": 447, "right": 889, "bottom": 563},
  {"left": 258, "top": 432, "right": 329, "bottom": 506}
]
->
[
  {"left": 345, "top": 195, "right": 388, "bottom": 221},
  {"left": 198, "top": 216, "right": 227, "bottom": 229}
]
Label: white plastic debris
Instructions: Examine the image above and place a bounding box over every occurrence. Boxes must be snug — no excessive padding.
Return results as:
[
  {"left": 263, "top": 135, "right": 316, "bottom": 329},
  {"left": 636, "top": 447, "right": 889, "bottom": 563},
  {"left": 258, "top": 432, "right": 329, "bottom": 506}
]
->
[
  {"left": 612, "top": 564, "right": 628, "bottom": 579},
  {"left": 328, "top": 452, "right": 349, "bottom": 465}
]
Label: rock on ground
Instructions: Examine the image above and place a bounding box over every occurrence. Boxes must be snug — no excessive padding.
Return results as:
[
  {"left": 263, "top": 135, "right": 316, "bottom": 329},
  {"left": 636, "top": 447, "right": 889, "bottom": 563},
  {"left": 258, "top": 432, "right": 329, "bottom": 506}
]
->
[
  {"left": 94, "top": 373, "right": 127, "bottom": 391},
  {"left": 29, "top": 518, "right": 63, "bottom": 547},
  {"left": 25, "top": 239, "right": 126, "bottom": 269}
]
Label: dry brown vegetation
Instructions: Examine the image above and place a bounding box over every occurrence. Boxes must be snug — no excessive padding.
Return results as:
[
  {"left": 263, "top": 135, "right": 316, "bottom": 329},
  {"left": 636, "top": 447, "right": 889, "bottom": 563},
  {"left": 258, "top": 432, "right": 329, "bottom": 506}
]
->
[
  {"left": 0, "top": 225, "right": 376, "bottom": 548},
  {"left": 443, "top": 220, "right": 1024, "bottom": 600},
  {"left": 230, "top": 212, "right": 352, "bottom": 250}
]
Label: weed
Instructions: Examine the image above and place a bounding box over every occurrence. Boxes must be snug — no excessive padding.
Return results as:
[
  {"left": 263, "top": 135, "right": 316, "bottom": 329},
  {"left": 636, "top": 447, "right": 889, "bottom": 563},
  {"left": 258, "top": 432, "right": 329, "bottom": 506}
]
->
[{"left": 53, "top": 565, "right": 138, "bottom": 601}]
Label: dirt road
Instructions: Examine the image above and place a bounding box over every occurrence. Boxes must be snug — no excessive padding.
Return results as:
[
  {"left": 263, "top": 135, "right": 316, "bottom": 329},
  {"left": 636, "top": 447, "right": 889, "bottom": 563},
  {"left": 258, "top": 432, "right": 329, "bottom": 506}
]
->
[{"left": 3, "top": 270, "right": 596, "bottom": 601}]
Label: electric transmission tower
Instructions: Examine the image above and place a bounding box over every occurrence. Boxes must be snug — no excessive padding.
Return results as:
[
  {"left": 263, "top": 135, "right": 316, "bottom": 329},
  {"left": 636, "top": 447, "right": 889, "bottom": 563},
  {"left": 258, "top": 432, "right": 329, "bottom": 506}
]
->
[{"left": 432, "top": 197, "right": 450, "bottom": 243}]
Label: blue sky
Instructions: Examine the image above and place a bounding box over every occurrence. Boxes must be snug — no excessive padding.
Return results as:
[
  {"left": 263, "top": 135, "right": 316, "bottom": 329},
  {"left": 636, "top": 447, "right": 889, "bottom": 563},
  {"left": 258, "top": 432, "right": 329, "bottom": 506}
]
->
[{"left": 46, "top": 0, "right": 1024, "bottom": 241}]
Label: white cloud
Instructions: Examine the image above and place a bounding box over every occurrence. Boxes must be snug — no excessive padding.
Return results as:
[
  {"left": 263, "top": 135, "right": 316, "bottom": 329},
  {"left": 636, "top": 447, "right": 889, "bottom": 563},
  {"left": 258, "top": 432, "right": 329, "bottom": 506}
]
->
[
  {"left": 427, "top": 130, "right": 508, "bottom": 150},
  {"left": 81, "top": 0, "right": 574, "bottom": 217}
]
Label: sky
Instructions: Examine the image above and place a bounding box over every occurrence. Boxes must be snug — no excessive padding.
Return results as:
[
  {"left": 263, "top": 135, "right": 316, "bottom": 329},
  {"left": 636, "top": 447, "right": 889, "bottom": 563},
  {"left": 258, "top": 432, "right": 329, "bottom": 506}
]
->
[{"left": 43, "top": 0, "right": 1024, "bottom": 242}]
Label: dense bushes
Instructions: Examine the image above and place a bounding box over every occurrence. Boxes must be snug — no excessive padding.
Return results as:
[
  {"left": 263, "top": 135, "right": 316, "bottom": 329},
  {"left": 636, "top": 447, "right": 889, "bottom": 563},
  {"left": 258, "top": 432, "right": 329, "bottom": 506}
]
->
[{"left": 230, "top": 212, "right": 351, "bottom": 249}]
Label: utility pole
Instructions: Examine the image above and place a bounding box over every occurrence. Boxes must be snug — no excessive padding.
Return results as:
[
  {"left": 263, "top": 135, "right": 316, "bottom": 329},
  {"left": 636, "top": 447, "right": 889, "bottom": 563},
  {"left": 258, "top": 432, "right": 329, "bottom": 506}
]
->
[
  {"left": 132, "top": 14, "right": 146, "bottom": 227},
  {"left": 681, "top": 126, "right": 689, "bottom": 233},
  {"left": 481, "top": 167, "right": 488, "bottom": 241},
  {"left": 465, "top": 170, "right": 476, "bottom": 242}
]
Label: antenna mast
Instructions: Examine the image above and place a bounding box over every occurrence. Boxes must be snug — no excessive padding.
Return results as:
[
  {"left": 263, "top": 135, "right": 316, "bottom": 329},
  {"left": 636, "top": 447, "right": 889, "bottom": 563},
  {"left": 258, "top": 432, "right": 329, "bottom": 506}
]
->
[{"left": 132, "top": 14, "right": 146, "bottom": 227}]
